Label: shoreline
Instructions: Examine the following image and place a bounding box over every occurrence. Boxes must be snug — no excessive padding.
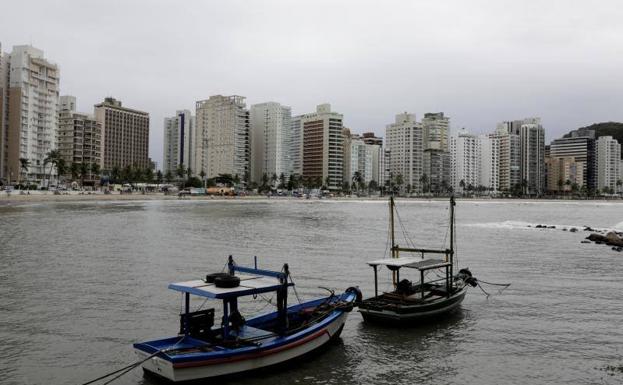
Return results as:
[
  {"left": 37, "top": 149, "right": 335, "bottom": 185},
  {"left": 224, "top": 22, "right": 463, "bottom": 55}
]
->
[{"left": 1, "top": 191, "right": 621, "bottom": 206}]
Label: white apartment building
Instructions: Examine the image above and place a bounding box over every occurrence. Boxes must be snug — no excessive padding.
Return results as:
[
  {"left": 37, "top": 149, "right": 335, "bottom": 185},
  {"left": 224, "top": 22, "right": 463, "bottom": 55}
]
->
[
  {"left": 0, "top": 43, "right": 9, "bottom": 181},
  {"left": 250, "top": 102, "right": 292, "bottom": 183},
  {"left": 450, "top": 128, "right": 480, "bottom": 192},
  {"left": 344, "top": 133, "right": 377, "bottom": 186},
  {"left": 422, "top": 112, "right": 450, "bottom": 151},
  {"left": 479, "top": 134, "right": 500, "bottom": 192},
  {"left": 301, "top": 104, "right": 343, "bottom": 190},
  {"left": 596, "top": 136, "right": 621, "bottom": 192},
  {"left": 495, "top": 122, "right": 521, "bottom": 191},
  {"left": 163, "top": 110, "right": 195, "bottom": 176},
  {"left": 6, "top": 45, "right": 59, "bottom": 184},
  {"left": 385, "top": 113, "right": 423, "bottom": 192},
  {"left": 520, "top": 118, "right": 546, "bottom": 195},
  {"left": 195, "top": 95, "right": 250, "bottom": 180}
]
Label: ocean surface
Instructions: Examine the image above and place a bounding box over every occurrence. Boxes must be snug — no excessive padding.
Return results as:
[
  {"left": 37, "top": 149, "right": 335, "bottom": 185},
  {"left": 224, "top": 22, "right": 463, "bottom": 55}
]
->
[{"left": 1, "top": 199, "right": 622, "bottom": 385}]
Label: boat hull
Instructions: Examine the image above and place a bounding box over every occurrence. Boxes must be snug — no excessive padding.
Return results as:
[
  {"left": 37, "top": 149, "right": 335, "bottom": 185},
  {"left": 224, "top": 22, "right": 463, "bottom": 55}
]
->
[
  {"left": 135, "top": 306, "right": 350, "bottom": 382},
  {"left": 358, "top": 287, "right": 467, "bottom": 326}
]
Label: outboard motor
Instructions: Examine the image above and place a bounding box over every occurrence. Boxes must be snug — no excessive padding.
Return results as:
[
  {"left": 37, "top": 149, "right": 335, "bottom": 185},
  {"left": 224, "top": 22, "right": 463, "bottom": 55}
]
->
[
  {"left": 396, "top": 279, "right": 414, "bottom": 295},
  {"left": 457, "top": 268, "right": 478, "bottom": 287}
]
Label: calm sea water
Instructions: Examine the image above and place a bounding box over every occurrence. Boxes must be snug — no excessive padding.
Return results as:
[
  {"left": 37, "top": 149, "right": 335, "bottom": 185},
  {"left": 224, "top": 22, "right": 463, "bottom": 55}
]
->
[{"left": 1, "top": 199, "right": 622, "bottom": 385}]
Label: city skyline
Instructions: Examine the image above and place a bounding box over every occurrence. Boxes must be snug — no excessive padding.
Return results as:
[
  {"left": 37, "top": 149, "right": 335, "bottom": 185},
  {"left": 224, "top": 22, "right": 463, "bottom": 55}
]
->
[{"left": 2, "top": 1, "right": 623, "bottom": 167}]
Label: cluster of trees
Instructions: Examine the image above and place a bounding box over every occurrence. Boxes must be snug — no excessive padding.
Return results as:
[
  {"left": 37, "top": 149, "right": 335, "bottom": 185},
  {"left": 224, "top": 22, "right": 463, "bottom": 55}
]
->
[
  {"left": 550, "top": 178, "right": 623, "bottom": 197},
  {"left": 248, "top": 173, "right": 328, "bottom": 192}
]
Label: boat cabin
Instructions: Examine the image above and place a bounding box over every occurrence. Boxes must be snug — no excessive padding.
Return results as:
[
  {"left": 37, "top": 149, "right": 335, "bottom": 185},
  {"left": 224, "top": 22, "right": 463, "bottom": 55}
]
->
[{"left": 169, "top": 256, "right": 294, "bottom": 342}]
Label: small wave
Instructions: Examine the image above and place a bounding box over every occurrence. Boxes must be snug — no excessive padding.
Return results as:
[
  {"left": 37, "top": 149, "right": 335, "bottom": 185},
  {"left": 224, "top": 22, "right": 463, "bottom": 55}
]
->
[
  {"left": 614, "top": 221, "right": 623, "bottom": 230},
  {"left": 465, "top": 221, "right": 610, "bottom": 232}
]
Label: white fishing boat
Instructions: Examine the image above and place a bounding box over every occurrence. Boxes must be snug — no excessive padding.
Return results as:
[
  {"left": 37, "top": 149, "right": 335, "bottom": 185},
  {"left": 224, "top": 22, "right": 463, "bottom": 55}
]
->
[{"left": 357, "top": 197, "right": 477, "bottom": 325}]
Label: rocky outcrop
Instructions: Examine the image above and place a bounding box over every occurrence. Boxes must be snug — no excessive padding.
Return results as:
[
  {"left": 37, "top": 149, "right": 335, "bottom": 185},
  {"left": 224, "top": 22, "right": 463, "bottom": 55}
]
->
[
  {"left": 585, "top": 232, "right": 623, "bottom": 247},
  {"left": 606, "top": 232, "right": 623, "bottom": 247}
]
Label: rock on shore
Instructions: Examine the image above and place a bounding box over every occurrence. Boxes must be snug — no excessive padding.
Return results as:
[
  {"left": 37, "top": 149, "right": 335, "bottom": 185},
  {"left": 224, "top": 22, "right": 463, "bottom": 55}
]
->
[{"left": 585, "top": 232, "right": 623, "bottom": 247}]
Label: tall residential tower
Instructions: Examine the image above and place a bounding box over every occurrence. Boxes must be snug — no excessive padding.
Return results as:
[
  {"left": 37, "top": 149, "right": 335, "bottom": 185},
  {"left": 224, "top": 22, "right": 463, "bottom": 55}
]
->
[
  {"left": 250, "top": 102, "right": 291, "bottom": 183},
  {"left": 163, "top": 110, "right": 195, "bottom": 176},
  {"left": 94, "top": 97, "right": 150, "bottom": 171},
  {"left": 195, "top": 95, "right": 250, "bottom": 180},
  {"left": 6, "top": 45, "right": 60, "bottom": 184}
]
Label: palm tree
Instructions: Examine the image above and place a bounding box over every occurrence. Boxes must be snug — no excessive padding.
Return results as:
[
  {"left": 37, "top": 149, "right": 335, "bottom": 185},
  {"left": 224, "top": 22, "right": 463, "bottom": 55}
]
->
[
  {"left": 165, "top": 171, "right": 173, "bottom": 183},
  {"left": 459, "top": 179, "right": 465, "bottom": 196},
  {"left": 43, "top": 150, "right": 62, "bottom": 188},
  {"left": 564, "top": 179, "right": 571, "bottom": 196},
  {"left": 394, "top": 174, "right": 404, "bottom": 195},
  {"left": 278, "top": 173, "right": 286, "bottom": 189},
  {"left": 79, "top": 163, "right": 89, "bottom": 188},
  {"left": 617, "top": 179, "right": 622, "bottom": 195},
  {"left": 56, "top": 158, "right": 67, "bottom": 187},
  {"left": 70, "top": 162, "right": 80, "bottom": 184},
  {"left": 156, "top": 170, "right": 164, "bottom": 185},
  {"left": 419, "top": 173, "right": 429, "bottom": 194},
  {"left": 261, "top": 173, "right": 269, "bottom": 192},
  {"left": 91, "top": 163, "right": 101, "bottom": 185},
  {"left": 176, "top": 164, "right": 186, "bottom": 182},
  {"left": 557, "top": 179, "right": 564, "bottom": 195},
  {"left": 352, "top": 171, "right": 363, "bottom": 193},
  {"left": 19, "top": 157, "right": 30, "bottom": 189},
  {"left": 271, "top": 173, "right": 278, "bottom": 187},
  {"left": 111, "top": 166, "right": 121, "bottom": 184}
]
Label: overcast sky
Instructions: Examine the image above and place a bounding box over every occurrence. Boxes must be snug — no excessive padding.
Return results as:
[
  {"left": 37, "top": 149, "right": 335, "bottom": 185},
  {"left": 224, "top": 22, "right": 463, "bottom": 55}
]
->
[{"left": 2, "top": 0, "right": 622, "bottom": 167}]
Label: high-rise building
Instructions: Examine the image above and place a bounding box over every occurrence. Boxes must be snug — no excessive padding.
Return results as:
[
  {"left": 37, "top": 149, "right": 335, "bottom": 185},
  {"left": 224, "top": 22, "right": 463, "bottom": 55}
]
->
[
  {"left": 495, "top": 120, "right": 522, "bottom": 192},
  {"left": 422, "top": 112, "right": 450, "bottom": 151},
  {"left": 58, "top": 95, "right": 102, "bottom": 184},
  {"left": 163, "top": 110, "right": 195, "bottom": 176},
  {"left": 548, "top": 136, "right": 596, "bottom": 190},
  {"left": 361, "top": 132, "right": 383, "bottom": 146},
  {"left": 343, "top": 131, "right": 378, "bottom": 187},
  {"left": 361, "top": 132, "right": 383, "bottom": 184},
  {"left": 301, "top": 104, "right": 343, "bottom": 190},
  {"left": 596, "top": 136, "right": 621, "bottom": 192},
  {"left": 520, "top": 118, "right": 546, "bottom": 195},
  {"left": 423, "top": 149, "right": 451, "bottom": 193},
  {"left": 6, "top": 45, "right": 60, "bottom": 184},
  {"left": 545, "top": 156, "right": 584, "bottom": 192},
  {"left": 0, "top": 43, "right": 9, "bottom": 182},
  {"left": 250, "top": 102, "right": 291, "bottom": 183},
  {"left": 385, "top": 113, "right": 423, "bottom": 192},
  {"left": 195, "top": 95, "right": 250, "bottom": 180},
  {"left": 479, "top": 134, "right": 500, "bottom": 192},
  {"left": 289, "top": 116, "right": 303, "bottom": 177},
  {"left": 94, "top": 97, "right": 150, "bottom": 171},
  {"left": 450, "top": 128, "right": 480, "bottom": 192}
]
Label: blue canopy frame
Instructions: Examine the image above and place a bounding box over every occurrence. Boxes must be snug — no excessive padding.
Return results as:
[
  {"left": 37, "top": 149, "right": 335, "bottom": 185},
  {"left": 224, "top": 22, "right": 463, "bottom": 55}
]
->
[{"left": 171, "top": 256, "right": 292, "bottom": 339}]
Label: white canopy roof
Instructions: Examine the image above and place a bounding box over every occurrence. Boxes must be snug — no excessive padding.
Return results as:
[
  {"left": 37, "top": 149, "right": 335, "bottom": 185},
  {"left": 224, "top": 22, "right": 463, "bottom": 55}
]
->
[
  {"left": 367, "top": 257, "right": 423, "bottom": 267},
  {"left": 367, "top": 257, "right": 450, "bottom": 271},
  {"left": 168, "top": 274, "right": 291, "bottom": 299}
]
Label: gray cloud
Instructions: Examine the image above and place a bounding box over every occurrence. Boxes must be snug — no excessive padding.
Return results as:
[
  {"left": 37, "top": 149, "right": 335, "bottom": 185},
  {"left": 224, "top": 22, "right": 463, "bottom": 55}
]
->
[{"left": 2, "top": 0, "right": 622, "bottom": 167}]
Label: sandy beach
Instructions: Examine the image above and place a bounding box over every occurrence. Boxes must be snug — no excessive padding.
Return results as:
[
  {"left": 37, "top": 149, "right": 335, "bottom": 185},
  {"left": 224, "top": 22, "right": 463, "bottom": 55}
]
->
[{"left": 1, "top": 190, "right": 621, "bottom": 206}]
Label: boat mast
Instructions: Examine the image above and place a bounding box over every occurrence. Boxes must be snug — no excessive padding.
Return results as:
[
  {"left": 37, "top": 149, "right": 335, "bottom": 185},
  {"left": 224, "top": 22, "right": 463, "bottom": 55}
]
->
[
  {"left": 449, "top": 196, "right": 455, "bottom": 280},
  {"left": 390, "top": 196, "right": 396, "bottom": 258}
]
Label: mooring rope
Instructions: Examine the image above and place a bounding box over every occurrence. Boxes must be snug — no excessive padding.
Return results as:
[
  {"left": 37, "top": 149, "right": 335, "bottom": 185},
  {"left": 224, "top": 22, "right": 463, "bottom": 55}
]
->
[{"left": 80, "top": 336, "right": 184, "bottom": 385}]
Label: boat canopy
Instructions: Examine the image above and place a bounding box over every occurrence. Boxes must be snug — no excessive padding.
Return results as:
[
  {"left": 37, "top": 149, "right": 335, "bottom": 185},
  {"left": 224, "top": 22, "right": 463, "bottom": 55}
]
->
[
  {"left": 367, "top": 257, "right": 450, "bottom": 271},
  {"left": 169, "top": 274, "right": 294, "bottom": 299}
]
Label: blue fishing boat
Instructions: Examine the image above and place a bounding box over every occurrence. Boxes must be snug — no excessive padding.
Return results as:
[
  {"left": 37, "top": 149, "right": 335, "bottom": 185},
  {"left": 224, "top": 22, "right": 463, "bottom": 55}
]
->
[{"left": 133, "top": 256, "right": 361, "bottom": 382}]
